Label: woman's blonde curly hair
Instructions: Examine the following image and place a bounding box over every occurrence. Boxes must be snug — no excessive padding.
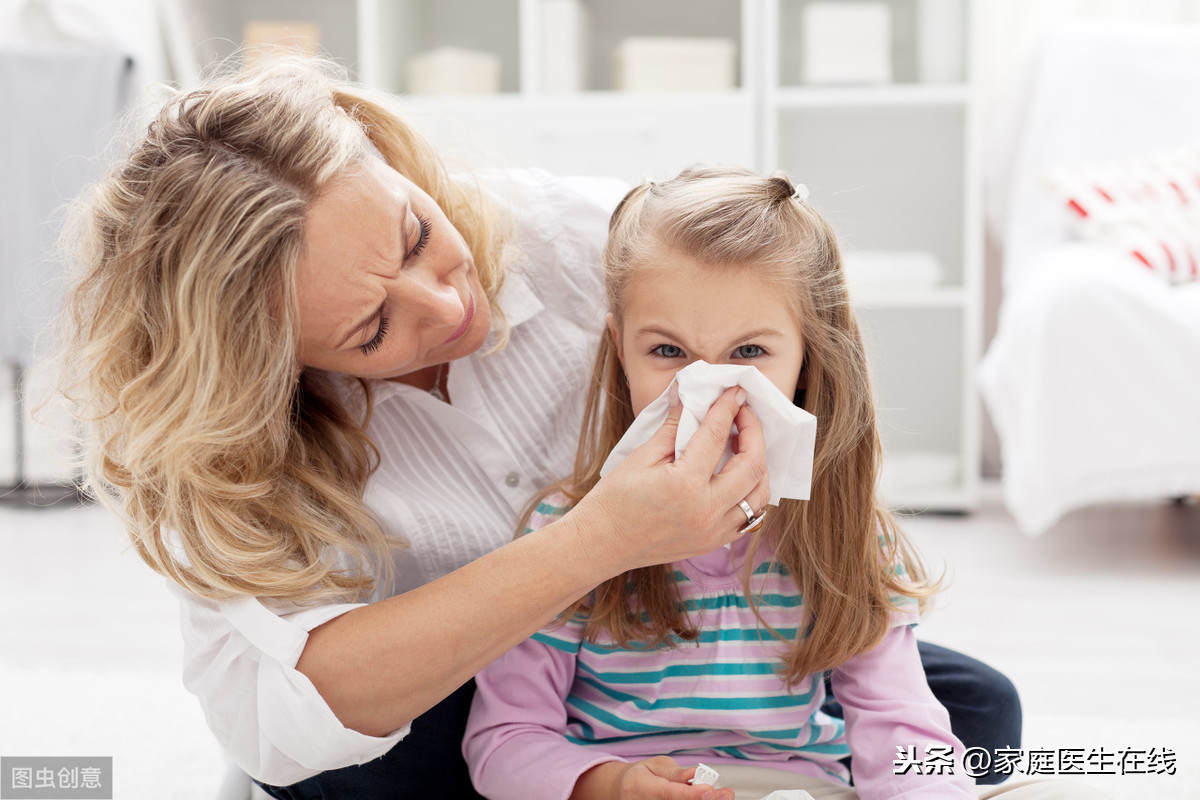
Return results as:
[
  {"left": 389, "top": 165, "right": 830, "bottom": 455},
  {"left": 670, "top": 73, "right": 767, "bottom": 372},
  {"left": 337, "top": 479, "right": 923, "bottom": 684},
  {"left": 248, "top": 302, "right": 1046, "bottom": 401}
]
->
[{"left": 56, "top": 57, "right": 509, "bottom": 603}]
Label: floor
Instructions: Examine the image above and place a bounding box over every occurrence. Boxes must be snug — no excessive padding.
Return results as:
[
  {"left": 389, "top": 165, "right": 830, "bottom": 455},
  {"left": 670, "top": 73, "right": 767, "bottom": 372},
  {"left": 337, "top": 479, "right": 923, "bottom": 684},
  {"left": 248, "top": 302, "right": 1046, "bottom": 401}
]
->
[{"left": 1, "top": 481, "right": 1198, "bottom": 799}]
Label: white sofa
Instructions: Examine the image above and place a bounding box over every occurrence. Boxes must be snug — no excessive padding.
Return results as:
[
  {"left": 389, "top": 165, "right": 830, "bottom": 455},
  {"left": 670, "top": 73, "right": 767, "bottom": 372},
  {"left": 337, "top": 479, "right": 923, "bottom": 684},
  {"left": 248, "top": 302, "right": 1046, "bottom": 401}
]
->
[{"left": 979, "top": 22, "right": 1200, "bottom": 535}]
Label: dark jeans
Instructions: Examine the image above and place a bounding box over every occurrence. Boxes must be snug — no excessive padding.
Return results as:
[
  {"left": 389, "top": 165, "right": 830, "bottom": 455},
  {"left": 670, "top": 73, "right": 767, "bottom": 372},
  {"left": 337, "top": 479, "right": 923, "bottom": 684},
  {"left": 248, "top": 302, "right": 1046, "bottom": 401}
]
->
[{"left": 256, "top": 641, "right": 1021, "bottom": 799}]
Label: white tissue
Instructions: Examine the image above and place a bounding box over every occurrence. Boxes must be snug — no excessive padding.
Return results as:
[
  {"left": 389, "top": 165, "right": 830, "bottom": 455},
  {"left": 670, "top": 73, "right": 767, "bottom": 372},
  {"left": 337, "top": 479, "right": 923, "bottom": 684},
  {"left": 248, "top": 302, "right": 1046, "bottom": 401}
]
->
[
  {"left": 600, "top": 361, "right": 817, "bottom": 505},
  {"left": 688, "top": 763, "right": 721, "bottom": 786}
]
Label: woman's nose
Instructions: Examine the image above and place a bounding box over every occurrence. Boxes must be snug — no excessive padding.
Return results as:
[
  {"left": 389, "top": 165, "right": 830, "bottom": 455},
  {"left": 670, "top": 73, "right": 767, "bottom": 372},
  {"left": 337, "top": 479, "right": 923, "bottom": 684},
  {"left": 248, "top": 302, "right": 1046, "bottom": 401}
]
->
[{"left": 414, "top": 279, "right": 463, "bottom": 326}]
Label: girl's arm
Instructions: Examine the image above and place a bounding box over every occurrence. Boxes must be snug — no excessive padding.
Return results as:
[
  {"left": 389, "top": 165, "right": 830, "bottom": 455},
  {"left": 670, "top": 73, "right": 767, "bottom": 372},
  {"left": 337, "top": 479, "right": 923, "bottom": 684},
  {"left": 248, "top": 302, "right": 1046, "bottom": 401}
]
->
[
  {"left": 465, "top": 635, "right": 731, "bottom": 800},
  {"left": 831, "top": 624, "right": 975, "bottom": 800},
  {"left": 463, "top": 636, "right": 619, "bottom": 799},
  {"left": 296, "top": 394, "right": 767, "bottom": 738}
]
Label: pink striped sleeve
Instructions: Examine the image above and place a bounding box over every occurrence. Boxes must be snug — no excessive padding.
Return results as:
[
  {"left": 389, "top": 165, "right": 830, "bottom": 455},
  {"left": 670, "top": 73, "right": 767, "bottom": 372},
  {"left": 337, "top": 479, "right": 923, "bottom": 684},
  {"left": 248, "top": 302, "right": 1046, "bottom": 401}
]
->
[
  {"left": 463, "top": 636, "right": 624, "bottom": 800},
  {"left": 832, "top": 625, "right": 975, "bottom": 800}
]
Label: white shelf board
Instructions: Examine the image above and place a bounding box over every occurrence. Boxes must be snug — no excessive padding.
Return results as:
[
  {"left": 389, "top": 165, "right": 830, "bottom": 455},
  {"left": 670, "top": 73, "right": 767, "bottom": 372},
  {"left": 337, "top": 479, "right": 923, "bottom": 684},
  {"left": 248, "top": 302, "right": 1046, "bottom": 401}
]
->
[
  {"left": 849, "top": 285, "right": 967, "bottom": 310},
  {"left": 771, "top": 84, "right": 970, "bottom": 109},
  {"left": 884, "top": 483, "right": 977, "bottom": 514}
]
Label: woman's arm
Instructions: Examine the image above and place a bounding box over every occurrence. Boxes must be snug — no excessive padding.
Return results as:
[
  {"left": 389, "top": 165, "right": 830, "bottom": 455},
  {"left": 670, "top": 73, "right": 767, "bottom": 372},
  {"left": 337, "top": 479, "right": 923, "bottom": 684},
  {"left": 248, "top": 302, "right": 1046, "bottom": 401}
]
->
[{"left": 297, "top": 390, "right": 768, "bottom": 737}]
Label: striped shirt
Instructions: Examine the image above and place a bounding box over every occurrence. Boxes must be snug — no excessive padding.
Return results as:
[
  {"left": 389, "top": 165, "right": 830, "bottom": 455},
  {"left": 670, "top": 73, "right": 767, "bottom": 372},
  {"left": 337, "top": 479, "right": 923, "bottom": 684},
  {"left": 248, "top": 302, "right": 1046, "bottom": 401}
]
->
[
  {"left": 464, "top": 497, "right": 974, "bottom": 800},
  {"left": 528, "top": 496, "right": 916, "bottom": 777}
]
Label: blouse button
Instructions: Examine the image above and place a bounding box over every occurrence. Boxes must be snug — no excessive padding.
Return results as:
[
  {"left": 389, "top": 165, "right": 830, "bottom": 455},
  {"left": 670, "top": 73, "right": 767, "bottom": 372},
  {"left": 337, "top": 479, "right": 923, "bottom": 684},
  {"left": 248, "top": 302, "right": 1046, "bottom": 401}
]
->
[{"left": 505, "top": 472, "right": 521, "bottom": 488}]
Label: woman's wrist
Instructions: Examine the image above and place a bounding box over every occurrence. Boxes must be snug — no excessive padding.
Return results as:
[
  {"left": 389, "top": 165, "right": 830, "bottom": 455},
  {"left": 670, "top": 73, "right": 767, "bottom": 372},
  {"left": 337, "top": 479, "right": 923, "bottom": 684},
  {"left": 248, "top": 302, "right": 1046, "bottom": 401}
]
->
[{"left": 546, "top": 499, "right": 630, "bottom": 583}]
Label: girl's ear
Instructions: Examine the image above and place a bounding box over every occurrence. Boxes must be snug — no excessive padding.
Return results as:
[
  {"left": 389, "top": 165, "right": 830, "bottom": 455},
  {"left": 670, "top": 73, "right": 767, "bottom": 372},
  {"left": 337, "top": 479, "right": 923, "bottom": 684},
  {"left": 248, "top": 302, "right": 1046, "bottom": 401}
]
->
[
  {"left": 793, "top": 361, "right": 809, "bottom": 408},
  {"left": 606, "top": 313, "right": 625, "bottom": 366}
]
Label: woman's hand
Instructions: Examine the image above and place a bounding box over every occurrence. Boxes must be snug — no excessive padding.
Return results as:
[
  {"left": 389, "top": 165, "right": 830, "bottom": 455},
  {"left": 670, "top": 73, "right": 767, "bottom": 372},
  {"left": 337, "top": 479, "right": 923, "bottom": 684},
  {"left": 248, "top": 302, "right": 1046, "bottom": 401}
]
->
[
  {"left": 299, "top": 388, "right": 766, "bottom": 738},
  {"left": 568, "top": 385, "right": 770, "bottom": 574},
  {"left": 572, "top": 758, "right": 734, "bottom": 800}
]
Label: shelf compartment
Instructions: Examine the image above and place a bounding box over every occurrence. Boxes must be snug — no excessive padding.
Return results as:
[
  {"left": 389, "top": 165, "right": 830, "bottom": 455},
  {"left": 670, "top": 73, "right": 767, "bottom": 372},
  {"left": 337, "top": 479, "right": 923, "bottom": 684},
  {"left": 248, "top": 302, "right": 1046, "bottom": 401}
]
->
[
  {"left": 359, "top": 0, "right": 520, "bottom": 95},
  {"left": 774, "top": 103, "right": 967, "bottom": 286},
  {"left": 200, "top": 0, "right": 361, "bottom": 77},
  {"left": 401, "top": 93, "right": 755, "bottom": 185},
  {"left": 777, "top": 0, "right": 969, "bottom": 88},
  {"left": 583, "top": 0, "right": 744, "bottom": 91},
  {"left": 855, "top": 304, "right": 966, "bottom": 476}
]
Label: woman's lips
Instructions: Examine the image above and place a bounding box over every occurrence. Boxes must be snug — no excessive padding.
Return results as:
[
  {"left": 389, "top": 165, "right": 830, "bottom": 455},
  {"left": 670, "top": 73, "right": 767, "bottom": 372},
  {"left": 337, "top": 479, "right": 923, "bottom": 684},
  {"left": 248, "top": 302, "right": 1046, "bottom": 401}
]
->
[{"left": 441, "top": 291, "right": 475, "bottom": 345}]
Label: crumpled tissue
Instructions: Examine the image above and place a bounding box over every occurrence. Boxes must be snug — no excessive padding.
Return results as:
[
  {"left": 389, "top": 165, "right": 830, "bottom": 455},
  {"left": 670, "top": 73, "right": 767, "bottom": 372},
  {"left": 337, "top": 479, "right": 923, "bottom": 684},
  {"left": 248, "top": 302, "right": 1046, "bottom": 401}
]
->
[{"left": 600, "top": 360, "right": 817, "bottom": 506}]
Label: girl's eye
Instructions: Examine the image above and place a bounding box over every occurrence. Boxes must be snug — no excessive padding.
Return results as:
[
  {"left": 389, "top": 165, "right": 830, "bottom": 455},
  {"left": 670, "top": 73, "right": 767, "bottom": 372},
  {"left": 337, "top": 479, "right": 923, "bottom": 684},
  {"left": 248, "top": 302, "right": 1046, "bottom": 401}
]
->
[
  {"left": 359, "top": 313, "right": 390, "bottom": 356},
  {"left": 734, "top": 344, "right": 764, "bottom": 359},
  {"left": 651, "top": 344, "right": 685, "bottom": 359},
  {"left": 410, "top": 215, "right": 432, "bottom": 258}
]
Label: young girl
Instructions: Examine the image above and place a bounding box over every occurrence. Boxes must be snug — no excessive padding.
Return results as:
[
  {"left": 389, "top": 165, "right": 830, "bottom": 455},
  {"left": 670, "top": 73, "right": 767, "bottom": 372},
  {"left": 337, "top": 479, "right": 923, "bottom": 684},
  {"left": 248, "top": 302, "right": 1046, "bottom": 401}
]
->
[{"left": 461, "top": 167, "right": 1109, "bottom": 800}]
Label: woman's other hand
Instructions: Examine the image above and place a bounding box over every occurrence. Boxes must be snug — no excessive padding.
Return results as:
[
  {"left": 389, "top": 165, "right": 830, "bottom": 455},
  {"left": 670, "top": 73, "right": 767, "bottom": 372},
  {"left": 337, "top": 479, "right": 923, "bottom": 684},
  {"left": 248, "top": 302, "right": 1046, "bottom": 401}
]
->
[
  {"left": 570, "top": 385, "right": 769, "bottom": 573},
  {"left": 572, "top": 758, "right": 735, "bottom": 800}
]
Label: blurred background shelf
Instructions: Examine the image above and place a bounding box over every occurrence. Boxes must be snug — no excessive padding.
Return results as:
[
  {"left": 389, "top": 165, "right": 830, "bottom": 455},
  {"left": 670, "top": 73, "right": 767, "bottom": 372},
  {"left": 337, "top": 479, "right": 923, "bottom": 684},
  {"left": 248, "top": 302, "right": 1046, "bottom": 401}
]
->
[{"left": 6, "top": 0, "right": 979, "bottom": 511}]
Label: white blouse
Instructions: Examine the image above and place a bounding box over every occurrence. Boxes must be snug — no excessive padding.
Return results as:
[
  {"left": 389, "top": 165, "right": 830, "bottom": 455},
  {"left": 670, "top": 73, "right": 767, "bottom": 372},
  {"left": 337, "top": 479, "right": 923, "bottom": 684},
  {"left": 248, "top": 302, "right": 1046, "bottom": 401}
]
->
[{"left": 171, "top": 169, "right": 623, "bottom": 786}]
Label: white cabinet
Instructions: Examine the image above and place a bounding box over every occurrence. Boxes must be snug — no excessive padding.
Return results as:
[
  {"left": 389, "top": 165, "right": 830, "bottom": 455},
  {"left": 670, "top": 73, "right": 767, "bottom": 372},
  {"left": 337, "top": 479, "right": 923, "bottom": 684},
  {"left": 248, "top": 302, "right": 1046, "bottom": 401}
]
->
[
  {"left": 761, "top": 0, "right": 981, "bottom": 512},
  {"left": 192, "top": 0, "right": 980, "bottom": 512}
]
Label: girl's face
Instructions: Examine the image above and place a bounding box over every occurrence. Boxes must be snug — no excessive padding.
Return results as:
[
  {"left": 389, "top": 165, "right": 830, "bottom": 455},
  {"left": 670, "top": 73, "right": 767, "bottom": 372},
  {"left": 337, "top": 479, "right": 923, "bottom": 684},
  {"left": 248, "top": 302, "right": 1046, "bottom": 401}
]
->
[
  {"left": 294, "top": 155, "right": 491, "bottom": 382},
  {"left": 609, "top": 243, "right": 805, "bottom": 416}
]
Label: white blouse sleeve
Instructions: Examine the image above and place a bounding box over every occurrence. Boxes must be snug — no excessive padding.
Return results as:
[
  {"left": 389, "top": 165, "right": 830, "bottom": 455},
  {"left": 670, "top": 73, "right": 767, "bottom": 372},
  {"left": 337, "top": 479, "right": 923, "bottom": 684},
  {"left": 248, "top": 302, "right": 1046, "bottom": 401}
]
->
[{"left": 171, "top": 582, "right": 410, "bottom": 786}]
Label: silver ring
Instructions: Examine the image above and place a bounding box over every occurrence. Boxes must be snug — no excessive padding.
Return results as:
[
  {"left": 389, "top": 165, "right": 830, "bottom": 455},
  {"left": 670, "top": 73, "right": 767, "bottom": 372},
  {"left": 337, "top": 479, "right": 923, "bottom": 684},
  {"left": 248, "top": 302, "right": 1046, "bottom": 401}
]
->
[
  {"left": 738, "top": 509, "right": 767, "bottom": 536},
  {"left": 738, "top": 500, "right": 755, "bottom": 524}
]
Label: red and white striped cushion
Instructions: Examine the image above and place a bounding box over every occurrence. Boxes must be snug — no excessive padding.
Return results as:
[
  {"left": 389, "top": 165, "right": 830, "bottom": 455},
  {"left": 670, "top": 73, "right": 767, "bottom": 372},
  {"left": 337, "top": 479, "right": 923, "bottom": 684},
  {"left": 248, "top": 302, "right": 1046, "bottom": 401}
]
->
[{"left": 1045, "top": 144, "right": 1200, "bottom": 284}]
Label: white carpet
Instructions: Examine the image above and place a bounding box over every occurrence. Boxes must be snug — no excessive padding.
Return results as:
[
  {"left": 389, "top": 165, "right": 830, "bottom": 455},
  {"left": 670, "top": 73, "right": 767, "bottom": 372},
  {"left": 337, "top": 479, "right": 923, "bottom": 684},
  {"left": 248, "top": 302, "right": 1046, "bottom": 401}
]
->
[
  {"left": 3, "top": 490, "right": 1198, "bottom": 799},
  {"left": 0, "top": 665, "right": 227, "bottom": 798}
]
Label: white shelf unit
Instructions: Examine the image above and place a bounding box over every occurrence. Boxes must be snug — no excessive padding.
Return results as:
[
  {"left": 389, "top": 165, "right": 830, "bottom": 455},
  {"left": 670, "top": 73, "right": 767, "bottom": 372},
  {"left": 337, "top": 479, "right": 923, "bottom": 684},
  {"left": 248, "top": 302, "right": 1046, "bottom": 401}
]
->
[
  {"left": 761, "top": 0, "right": 982, "bottom": 512},
  {"left": 192, "top": 0, "right": 980, "bottom": 512}
]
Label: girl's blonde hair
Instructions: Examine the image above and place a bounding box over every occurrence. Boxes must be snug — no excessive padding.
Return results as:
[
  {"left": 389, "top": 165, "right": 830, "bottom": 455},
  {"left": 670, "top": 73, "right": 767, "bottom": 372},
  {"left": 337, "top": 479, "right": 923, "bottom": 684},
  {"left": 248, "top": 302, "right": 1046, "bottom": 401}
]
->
[
  {"left": 534, "top": 165, "right": 938, "bottom": 685},
  {"left": 57, "top": 57, "right": 509, "bottom": 603}
]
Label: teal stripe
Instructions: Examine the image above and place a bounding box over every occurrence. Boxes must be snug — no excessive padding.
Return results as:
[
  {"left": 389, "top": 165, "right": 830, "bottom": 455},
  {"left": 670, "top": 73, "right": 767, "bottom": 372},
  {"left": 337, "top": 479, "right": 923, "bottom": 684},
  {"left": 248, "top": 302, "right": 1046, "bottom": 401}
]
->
[
  {"left": 567, "top": 696, "right": 844, "bottom": 752},
  {"left": 580, "top": 626, "right": 798, "bottom": 654},
  {"left": 562, "top": 724, "right": 849, "bottom": 756},
  {"left": 752, "top": 561, "right": 792, "bottom": 576},
  {"left": 565, "top": 728, "right": 706, "bottom": 747},
  {"left": 721, "top": 738, "right": 849, "bottom": 755},
  {"left": 576, "top": 656, "right": 779, "bottom": 683},
  {"left": 531, "top": 631, "right": 578, "bottom": 653},
  {"left": 576, "top": 675, "right": 815, "bottom": 711},
  {"left": 692, "top": 627, "right": 798, "bottom": 643},
  {"left": 535, "top": 500, "right": 571, "bottom": 516},
  {"left": 681, "top": 593, "right": 802, "bottom": 611},
  {"left": 566, "top": 696, "right": 707, "bottom": 735}
]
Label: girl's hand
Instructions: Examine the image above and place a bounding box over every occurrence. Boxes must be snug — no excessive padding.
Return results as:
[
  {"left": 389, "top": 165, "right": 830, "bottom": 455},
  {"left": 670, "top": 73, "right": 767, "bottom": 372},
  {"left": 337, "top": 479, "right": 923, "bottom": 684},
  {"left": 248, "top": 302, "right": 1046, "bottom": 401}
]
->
[
  {"left": 569, "top": 386, "right": 770, "bottom": 573},
  {"left": 572, "top": 758, "right": 735, "bottom": 800}
]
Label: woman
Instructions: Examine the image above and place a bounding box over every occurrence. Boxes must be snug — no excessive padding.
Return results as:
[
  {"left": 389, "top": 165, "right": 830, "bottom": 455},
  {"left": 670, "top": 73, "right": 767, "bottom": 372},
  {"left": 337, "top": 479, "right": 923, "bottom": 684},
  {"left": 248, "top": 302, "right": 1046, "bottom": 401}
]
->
[{"left": 56, "top": 58, "right": 1018, "bottom": 797}]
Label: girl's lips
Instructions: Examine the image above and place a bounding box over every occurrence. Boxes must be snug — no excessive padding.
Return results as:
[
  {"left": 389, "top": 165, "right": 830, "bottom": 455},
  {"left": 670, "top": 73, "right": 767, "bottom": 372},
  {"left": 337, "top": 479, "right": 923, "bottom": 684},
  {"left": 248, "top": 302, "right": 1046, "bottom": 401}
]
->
[{"left": 441, "top": 292, "right": 475, "bottom": 345}]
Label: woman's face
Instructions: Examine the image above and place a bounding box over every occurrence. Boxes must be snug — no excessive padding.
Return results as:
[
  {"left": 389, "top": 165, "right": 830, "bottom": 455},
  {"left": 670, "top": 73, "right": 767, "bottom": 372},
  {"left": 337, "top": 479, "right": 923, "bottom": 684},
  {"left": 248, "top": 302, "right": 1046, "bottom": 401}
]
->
[
  {"left": 609, "top": 242, "right": 805, "bottom": 416},
  {"left": 295, "top": 155, "right": 491, "bottom": 382}
]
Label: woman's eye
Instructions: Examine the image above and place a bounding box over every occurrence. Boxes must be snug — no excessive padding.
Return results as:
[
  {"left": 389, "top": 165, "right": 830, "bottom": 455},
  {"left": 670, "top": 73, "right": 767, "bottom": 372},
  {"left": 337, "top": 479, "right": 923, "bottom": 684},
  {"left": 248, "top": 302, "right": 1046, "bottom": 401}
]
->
[
  {"left": 359, "top": 313, "right": 390, "bottom": 356},
  {"left": 651, "top": 344, "right": 684, "bottom": 358},
  {"left": 410, "top": 216, "right": 431, "bottom": 257},
  {"left": 734, "top": 344, "right": 764, "bottom": 359}
]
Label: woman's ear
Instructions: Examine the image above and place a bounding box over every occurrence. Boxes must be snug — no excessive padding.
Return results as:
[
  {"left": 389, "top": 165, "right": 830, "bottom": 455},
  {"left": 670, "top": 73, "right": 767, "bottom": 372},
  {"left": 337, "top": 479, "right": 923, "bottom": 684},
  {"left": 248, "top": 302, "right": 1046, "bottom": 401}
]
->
[{"left": 606, "top": 313, "right": 624, "bottom": 366}]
